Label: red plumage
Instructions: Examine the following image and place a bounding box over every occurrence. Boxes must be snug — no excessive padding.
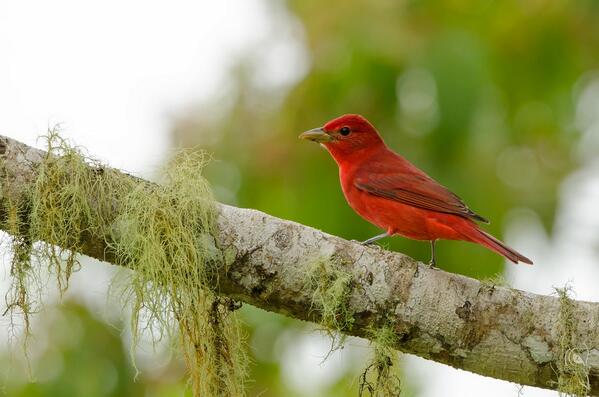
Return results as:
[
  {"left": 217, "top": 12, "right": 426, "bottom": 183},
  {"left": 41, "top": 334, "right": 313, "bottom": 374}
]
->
[{"left": 300, "top": 114, "right": 532, "bottom": 265}]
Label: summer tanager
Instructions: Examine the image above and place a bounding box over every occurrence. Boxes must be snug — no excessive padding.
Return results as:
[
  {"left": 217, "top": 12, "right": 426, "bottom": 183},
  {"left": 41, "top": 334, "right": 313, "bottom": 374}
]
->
[{"left": 300, "top": 114, "right": 532, "bottom": 265}]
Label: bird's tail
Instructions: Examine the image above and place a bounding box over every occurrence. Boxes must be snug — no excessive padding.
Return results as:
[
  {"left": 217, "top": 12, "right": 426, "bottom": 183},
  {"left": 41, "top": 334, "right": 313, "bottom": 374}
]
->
[{"left": 466, "top": 228, "right": 533, "bottom": 265}]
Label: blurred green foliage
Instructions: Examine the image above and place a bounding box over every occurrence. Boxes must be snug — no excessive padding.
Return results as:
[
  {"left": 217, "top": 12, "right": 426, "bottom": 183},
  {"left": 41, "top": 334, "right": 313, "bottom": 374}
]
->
[
  {"left": 5, "top": 0, "right": 599, "bottom": 395},
  {"left": 1, "top": 302, "right": 144, "bottom": 397}
]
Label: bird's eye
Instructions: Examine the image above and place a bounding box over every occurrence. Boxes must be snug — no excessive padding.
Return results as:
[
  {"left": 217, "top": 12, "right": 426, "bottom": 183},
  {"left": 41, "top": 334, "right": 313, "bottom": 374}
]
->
[{"left": 340, "top": 126, "right": 351, "bottom": 136}]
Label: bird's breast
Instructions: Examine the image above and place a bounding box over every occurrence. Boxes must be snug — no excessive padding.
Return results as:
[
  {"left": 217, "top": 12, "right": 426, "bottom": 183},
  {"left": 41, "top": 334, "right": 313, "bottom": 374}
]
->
[{"left": 339, "top": 166, "right": 388, "bottom": 229}]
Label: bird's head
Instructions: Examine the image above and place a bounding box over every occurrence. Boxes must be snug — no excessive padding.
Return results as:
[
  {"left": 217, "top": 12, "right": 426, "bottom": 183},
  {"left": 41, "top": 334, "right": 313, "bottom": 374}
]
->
[{"left": 299, "top": 114, "right": 384, "bottom": 162}]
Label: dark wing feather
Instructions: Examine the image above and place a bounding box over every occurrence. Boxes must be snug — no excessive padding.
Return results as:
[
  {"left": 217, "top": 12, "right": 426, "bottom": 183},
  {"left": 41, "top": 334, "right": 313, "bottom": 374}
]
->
[{"left": 354, "top": 159, "right": 489, "bottom": 223}]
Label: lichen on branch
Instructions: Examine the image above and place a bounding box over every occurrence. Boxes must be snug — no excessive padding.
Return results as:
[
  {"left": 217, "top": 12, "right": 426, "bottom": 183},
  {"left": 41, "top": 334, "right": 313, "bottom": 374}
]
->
[
  {"left": 305, "top": 255, "right": 402, "bottom": 396},
  {"left": 554, "top": 286, "right": 590, "bottom": 397},
  {"left": 305, "top": 255, "right": 354, "bottom": 346},
  {"left": 359, "top": 326, "right": 402, "bottom": 397}
]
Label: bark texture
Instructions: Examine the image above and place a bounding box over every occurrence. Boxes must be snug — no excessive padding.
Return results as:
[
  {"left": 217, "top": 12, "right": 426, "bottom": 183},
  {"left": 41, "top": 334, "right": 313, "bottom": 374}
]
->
[{"left": 1, "top": 134, "right": 598, "bottom": 395}]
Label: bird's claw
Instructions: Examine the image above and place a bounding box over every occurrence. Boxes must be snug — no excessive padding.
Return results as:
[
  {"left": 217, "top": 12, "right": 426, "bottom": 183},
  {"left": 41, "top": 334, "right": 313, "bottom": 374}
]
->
[{"left": 352, "top": 239, "right": 385, "bottom": 251}]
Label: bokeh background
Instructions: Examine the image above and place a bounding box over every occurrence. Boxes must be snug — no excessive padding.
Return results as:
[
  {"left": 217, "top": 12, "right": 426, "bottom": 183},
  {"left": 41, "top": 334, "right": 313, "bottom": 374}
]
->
[{"left": 2, "top": 0, "right": 599, "bottom": 396}]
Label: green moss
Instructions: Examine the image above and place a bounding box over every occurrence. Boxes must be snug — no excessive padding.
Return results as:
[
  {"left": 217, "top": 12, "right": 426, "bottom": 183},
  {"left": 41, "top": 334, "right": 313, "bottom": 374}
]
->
[
  {"left": 2, "top": 129, "right": 247, "bottom": 396},
  {"left": 304, "top": 258, "right": 401, "bottom": 395},
  {"left": 2, "top": 197, "right": 36, "bottom": 340},
  {"left": 480, "top": 273, "right": 510, "bottom": 288},
  {"left": 305, "top": 256, "right": 354, "bottom": 351},
  {"left": 554, "top": 286, "right": 590, "bottom": 397},
  {"left": 359, "top": 325, "right": 402, "bottom": 397}
]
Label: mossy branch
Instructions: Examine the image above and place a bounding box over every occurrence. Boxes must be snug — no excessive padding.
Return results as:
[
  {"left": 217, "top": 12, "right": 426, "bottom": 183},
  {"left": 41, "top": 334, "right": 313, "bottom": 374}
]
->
[
  {"left": 1, "top": 134, "right": 599, "bottom": 396},
  {"left": 1, "top": 132, "right": 247, "bottom": 396}
]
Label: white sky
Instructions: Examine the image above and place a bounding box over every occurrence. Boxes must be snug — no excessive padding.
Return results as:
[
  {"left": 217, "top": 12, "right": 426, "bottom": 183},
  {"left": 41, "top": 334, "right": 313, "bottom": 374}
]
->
[
  {"left": 1, "top": 1, "right": 598, "bottom": 396},
  {"left": 0, "top": 0, "right": 272, "bottom": 176}
]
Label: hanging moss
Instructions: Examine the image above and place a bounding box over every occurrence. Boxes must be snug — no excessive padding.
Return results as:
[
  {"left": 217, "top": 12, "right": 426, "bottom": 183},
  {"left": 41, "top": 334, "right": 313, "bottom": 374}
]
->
[
  {"left": 554, "top": 286, "right": 590, "bottom": 397},
  {"left": 108, "top": 148, "right": 247, "bottom": 396},
  {"left": 1, "top": 130, "right": 247, "bottom": 396},
  {"left": 2, "top": 196, "right": 36, "bottom": 340},
  {"left": 305, "top": 256, "right": 355, "bottom": 352},
  {"left": 304, "top": 256, "right": 402, "bottom": 395},
  {"left": 359, "top": 325, "right": 402, "bottom": 397}
]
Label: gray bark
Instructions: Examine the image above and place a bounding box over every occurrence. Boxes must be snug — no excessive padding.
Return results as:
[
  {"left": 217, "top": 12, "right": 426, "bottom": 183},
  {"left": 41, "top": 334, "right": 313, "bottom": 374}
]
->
[{"left": 1, "top": 134, "right": 598, "bottom": 395}]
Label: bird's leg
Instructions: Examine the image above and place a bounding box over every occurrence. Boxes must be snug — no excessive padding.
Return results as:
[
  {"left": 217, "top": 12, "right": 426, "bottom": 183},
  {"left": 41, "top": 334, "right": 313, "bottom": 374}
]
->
[
  {"left": 428, "top": 240, "right": 437, "bottom": 268},
  {"left": 361, "top": 233, "right": 388, "bottom": 245}
]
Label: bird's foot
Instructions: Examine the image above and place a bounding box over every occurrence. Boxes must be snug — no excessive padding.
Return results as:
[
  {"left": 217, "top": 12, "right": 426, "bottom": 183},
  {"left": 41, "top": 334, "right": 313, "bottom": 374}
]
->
[{"left": 428, "top": 259, "right": 438, "bottom": 270}]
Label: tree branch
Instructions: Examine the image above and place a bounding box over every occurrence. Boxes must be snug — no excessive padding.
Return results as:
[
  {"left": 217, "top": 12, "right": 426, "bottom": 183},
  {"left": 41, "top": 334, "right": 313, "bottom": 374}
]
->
[{"left": 1, "top": 134, "right": 598, "bottom": 395}]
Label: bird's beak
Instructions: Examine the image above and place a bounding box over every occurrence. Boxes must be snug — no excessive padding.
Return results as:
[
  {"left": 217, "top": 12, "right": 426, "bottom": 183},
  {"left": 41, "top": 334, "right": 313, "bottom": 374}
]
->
[{"left": 299, "top": 127, "right": 334, "bottom": 143}]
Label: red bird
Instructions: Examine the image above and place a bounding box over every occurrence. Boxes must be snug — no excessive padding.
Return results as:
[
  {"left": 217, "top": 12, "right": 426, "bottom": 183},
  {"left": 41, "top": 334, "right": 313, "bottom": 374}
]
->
[{"left": 300, "top": 114, "right": 532, "bottom": 266}]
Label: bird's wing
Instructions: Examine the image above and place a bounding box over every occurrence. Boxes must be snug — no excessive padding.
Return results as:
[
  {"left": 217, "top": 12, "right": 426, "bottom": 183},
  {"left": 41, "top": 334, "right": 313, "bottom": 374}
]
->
[{"left": 354, "top": 159, "right": 489, "bottom": 223}]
